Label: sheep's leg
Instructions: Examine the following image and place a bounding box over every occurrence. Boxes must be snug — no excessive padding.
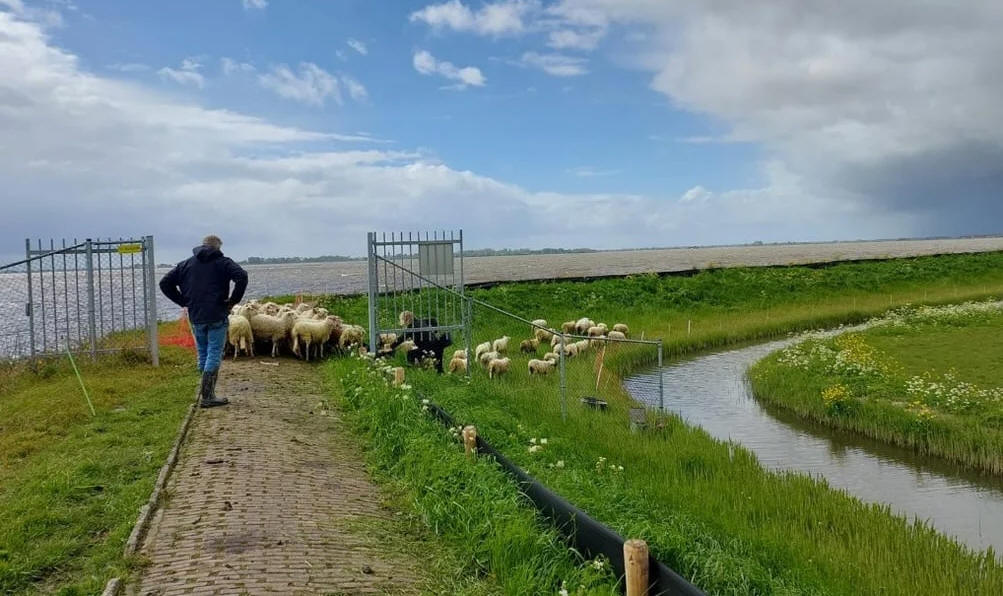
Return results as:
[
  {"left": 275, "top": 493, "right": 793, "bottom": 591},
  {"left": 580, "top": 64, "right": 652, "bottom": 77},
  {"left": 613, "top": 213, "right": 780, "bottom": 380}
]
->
[{"left": 272, "top": 340, "right": 278, "bottom": 358}]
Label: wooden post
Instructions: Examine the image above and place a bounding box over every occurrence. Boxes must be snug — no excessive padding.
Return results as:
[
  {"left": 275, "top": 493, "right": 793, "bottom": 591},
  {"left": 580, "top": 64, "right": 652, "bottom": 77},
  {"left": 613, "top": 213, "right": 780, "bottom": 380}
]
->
[
  {"left": 462, "top": 425, "right": 477, "bottom": 459},
  {"left": 624, "top": 539, "right": 649, "bottom": 596},
  {"left": 393, "top": 367, "right": 405, "bottom": 386}
]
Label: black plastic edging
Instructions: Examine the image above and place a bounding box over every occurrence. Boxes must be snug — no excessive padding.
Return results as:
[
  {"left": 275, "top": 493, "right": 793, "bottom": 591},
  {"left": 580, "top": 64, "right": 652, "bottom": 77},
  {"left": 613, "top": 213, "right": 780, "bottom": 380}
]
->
[{"left": 426, "top": 401, "right": 705, "bottom": 596}]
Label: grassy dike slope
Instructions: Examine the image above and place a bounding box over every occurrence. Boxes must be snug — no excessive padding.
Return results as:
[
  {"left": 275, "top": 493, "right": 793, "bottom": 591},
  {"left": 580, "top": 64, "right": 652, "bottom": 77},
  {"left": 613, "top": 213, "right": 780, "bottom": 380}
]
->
[
  {"left": 749, "top": 302, "right": 1003, "bottom": 474},
  {"left": 308, "top": 251, "right": 1003, "bottom": 595},
  {"left": 0, "top": 347, "right": 197, "bottom": 595}
]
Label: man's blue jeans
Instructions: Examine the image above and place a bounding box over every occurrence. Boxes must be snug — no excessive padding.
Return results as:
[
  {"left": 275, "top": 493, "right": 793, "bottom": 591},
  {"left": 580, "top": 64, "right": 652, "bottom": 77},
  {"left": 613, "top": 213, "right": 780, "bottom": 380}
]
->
[{"left": 191, "top": 318, "right": 228, "bottom": 373}]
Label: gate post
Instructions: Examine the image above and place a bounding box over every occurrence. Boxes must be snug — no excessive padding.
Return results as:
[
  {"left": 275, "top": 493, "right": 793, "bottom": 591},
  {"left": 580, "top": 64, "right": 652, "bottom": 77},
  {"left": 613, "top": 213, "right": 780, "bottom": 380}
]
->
[
  {"left": 366, "top": 232, "right": 378, "bottom": 354},
  {"left": 559, "top": 336, "right": 567, "bottom": 421},
  {"left": 85, "top": 239, "right": 97, "bottom": 359},
  {"left": 25, "top": 238, "right": 36, "bottom": 360},
  {"left": 144, "top": 236, "right": 159, "bottom": 366},
  {"left": 658, "top": 340, "right": 664, "bottom": 412}
]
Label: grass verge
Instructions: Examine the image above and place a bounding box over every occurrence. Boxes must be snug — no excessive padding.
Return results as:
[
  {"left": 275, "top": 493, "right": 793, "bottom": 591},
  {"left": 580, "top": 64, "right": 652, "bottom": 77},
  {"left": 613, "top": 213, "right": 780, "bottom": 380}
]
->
[
  {"left": 294, "top": 252, "right": 1003, "bottom": 595},
  {"left": 749, "top": 301, "right": 1003, "bottom": 474},
  {"left": 323, "top": 356, "right": 621, "bottom": 595},
  {"left": 0, "top": 345, "right": 197, "bottom": 595}
]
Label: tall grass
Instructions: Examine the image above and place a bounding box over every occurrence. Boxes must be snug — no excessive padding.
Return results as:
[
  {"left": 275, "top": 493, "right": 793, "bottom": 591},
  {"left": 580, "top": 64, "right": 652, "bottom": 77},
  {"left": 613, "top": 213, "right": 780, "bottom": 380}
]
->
[
  {"left": 749, "top": 307, "right": 1003, "bottom": 473},
  {"left": 300, "top": 252, "right": 1003, "bottom": 594},
  {"left": 0, "top": 347, "right": 197, "bottom": 595},
  {"left": 324, "top": 357, "right": 621, "bottom": 595}
]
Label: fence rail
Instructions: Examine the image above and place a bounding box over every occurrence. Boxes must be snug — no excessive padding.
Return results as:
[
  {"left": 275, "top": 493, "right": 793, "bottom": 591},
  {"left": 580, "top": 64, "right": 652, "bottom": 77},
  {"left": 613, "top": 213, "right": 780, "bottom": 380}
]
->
[{"left": 0, "top": 237, "right": 159, "bottom": 365}]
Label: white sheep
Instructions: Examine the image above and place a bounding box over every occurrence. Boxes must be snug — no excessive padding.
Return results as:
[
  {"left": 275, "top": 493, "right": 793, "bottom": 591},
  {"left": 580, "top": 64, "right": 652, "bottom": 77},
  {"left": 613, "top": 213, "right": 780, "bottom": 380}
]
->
[
  {"left": 551, "top": 334, "right": 565, "bottom": 348},
  {"left": 475, "top": 341, "right": 493, "bottom": 362},
  {"left": 492, "top": 336, "right": 511, "bottom": 353},
  {"left": 612, "top": 323, "right": 629, "bottom": 336},
  {"left": 574, "top": 339, "right": 591, "bottom": 353},
  {"left": 534, "top": 327, "right": 554, "bottom": 343},
  {"left": 528, "top": 358, "right": 555, "bottom": 375},
  {"left": 295, "top": 303, "right": 313, "bottom": 314},
  {"left": 542, "top": 351, "right": 559, "bottom": 362},
  {"left": 452, "top": 349, "right": 468, "bottom": 361},
  {"left": 531, "top": 318, "right": 547, "bottom": 328},
  {"left": 226, "top": 314, "right": 254, "bottom": 359},
  {"left": 292, "top": 317, "right": 339, "bottom": 361},
  {"left": 607, "top": 330, "right": 627, "bottom": 341},
  {"left": 519, "top": 338, "right": 540, "bottom": 353},
  {"left": 448, "top": 355, "right": 468, "bottom": 374},
  {"left": 597, "top": 323, "right": 609, "bottom": 334},
  {"left": 587, "top": 326, "right": 606, "bottom": 338},
  {"left": 561, "top": 321, "right": 576, "bottom": 334},
  {"left": 487, "top": 357, "right": 511, "bottom": 379},
  {"left": 479, "top": 350, "right": 500, "bottom": 367},
  {"left": 379, "top": 333, "right": 398, "bottom": 348},
  {"left": 575, "top": 317, "right": 596, "bottom": 334},
  {"left": 558, "top": 342, "right": 578, "bottom": 358},
  {"left": 249, "top": 311, "right": 298, "bottom": 357},
  {"left": 399, "top": 339, "right": 418, "bottom": 354},
  {"left": 263, "top": 302, "right": 280, "bottom": 315},
  {"left": 339, "top": 325, "right": 366, "bottom": 349}
]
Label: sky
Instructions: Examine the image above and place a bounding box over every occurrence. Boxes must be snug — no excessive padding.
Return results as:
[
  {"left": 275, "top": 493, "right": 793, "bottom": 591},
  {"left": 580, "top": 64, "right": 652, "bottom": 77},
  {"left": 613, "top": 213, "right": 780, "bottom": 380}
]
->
[{"left": 1, "top": 0, "right": 1001, "bottom": 263}]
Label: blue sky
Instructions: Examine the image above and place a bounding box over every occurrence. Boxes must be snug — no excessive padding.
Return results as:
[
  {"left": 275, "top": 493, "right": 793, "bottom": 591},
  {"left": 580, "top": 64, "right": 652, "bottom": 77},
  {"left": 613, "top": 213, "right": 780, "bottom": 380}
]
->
[
  {"left": 2, "top": 0, "right": 1001, "bottom": 262},
  {"left": 62, "top": 1, "right": 757, "bottom": 196}
]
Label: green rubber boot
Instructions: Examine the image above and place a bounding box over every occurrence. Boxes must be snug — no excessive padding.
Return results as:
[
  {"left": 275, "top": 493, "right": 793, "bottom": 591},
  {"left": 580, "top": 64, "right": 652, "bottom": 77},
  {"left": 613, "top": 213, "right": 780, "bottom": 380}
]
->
[{"left": 199, "top": 370, "right": 228, "bottom": 408}]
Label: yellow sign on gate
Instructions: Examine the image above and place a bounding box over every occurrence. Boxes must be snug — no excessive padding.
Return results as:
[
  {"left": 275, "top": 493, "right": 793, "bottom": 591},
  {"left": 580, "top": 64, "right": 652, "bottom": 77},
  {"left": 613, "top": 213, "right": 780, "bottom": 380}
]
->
[{"left": 117, "top": 243, "right": 143, "bottom": 254}]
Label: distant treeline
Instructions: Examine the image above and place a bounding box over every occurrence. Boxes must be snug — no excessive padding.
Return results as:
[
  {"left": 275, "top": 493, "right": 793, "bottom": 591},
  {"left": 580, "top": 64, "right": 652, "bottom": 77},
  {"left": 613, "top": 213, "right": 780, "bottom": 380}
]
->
[
  {"left": 462, "top": 247, "right": 597, "bottom": 257},
  {"left": 241, "top": 255, "right": 362, "bottom": 264}
]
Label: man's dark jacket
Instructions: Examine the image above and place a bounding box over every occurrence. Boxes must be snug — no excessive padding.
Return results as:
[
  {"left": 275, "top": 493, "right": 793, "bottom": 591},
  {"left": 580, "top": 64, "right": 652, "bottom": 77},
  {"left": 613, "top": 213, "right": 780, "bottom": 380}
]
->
[{"left": 159, "top": 245, "right": 248, "bottom": 325}]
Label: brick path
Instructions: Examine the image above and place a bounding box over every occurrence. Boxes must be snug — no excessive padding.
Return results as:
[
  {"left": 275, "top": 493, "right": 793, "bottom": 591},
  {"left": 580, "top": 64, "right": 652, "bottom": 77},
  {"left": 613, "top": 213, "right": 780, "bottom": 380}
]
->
[{"left": 130, "top": 359, "right": 422, "bottom": 595}]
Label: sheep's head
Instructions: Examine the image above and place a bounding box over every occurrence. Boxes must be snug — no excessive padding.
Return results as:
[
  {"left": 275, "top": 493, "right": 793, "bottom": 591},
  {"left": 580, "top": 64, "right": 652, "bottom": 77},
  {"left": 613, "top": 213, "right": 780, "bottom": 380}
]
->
[{"left": 399, "top": 310, "right": 414, "bottom": 327}]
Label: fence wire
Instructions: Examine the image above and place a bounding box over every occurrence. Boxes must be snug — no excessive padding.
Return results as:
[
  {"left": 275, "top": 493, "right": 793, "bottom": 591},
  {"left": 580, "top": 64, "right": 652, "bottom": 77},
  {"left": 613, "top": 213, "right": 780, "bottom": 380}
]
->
[
  {"left": 463, "top": 298, "right": 663, "bottom": 420},
  {"left": 0, "top": 237, "right": 159, "bottom": 364}
]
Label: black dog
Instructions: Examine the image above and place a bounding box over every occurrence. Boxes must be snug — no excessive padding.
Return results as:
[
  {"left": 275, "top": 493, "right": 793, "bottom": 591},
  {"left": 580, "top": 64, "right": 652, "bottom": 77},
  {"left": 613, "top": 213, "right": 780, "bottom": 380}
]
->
[{"left": 390, "top": 311, "right": 452, "bottom": 373}]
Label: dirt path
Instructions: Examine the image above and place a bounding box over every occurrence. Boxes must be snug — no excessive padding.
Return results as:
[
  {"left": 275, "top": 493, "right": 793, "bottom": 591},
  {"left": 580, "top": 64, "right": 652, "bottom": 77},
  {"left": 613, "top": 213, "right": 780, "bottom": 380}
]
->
[{"left": 130, "top": 359, "right": 423, "bottom": 595}]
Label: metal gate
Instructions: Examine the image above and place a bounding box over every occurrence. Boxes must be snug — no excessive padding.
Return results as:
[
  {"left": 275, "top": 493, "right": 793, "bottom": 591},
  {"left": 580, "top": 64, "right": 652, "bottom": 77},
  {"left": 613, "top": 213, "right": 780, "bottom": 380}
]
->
[
  {"left": 366, "top": 231, "right": 469, "bottom": 356},
  {"left": 0, "top": 237, "right": 159, "bottom": 365}
]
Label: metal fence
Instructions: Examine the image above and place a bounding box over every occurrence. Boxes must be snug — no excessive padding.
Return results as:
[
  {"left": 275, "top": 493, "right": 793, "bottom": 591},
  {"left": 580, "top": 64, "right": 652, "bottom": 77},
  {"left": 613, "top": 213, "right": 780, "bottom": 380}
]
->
[
  {"left": 0, "top": 237, "right": 159, "bottom": 365},
  {"left": 465, "top": 296, "right": 664, "bottom": 420},
  {"left": 364, "top": 230, "right": 663, "bottom": 418},
  {"left": 366, "top": 230, "right": 469, "bottom": 355}
]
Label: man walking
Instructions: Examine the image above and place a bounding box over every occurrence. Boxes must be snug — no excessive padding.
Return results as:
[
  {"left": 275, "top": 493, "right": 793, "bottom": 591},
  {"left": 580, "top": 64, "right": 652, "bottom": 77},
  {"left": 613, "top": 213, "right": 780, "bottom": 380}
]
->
[{"left": 160, "top": 235, "right": 248, "bottom": 408}]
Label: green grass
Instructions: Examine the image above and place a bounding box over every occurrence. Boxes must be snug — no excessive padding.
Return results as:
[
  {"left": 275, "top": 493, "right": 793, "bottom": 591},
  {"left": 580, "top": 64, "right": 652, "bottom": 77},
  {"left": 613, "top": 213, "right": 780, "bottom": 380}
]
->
[
  {"left": 296, "top": 251, "right": 1003, "bottom": 595},
  {"left": 749, "top": 304, "right": 1003, "bottom": 474},
  {"left": 0, "top": 346, "right": 197, "bottom": 595},
  {"left": 324, "top": 357, "right": 621, "bottom": 595}
]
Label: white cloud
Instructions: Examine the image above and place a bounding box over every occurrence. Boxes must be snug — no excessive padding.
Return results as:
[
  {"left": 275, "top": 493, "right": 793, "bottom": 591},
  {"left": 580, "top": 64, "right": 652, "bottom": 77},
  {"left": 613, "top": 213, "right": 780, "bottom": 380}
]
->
[
  {"left": 0, "top": 7, "right": 964, "bottom": 265},
  {"left": 520, "top": 51, "right": 587, "bottom": 76},
  {"left": 346, "top": 38, "right": 367, "bottom": 56},
  {"left": 413, "top": 50, "right": 486, "bottom": 88},
  {"left": 221, "top": 56, "right": 255, "bottom": 75},
  {"left": 108, "top": 62, "right": 150, "bottom": 72},
  {"left": 0, "top": 0, "right": 25, "bottom": 13},
  {"left": 409, "top": 0, "right": 533, "bottom": 36},
  {"left": 258, "top": 62, "right": 340, "bottom": 106},
  {"left": 546, "top": 28, "right": 604, "bottom": 50},
  {"left": 242, "top": 0, "right": 266, "bottom": 10},
  {"left": 158, "top": 68, "right": 204, "bottom": 88},
  {"left": 341, "top": 75, "right": 368, "bottom": 101},
  {"left": 567, "top": 166, "right": 619, "bottom": 177},
  {"left": 545, "top": 0, "right": 1003, "bottom": 234}
]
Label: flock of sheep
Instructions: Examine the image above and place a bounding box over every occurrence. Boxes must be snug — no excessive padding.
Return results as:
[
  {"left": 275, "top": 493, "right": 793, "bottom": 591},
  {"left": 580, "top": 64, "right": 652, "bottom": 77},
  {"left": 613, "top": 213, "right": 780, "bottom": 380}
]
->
[
  {"left": 223, "top": 301, "right": 633, "bottom": 381},
  {"left": 225, "top": 300, "right": 365, "bottom": 361},
  {"left": 445, "top": 316, "right": 630, "bottom": 380}
]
